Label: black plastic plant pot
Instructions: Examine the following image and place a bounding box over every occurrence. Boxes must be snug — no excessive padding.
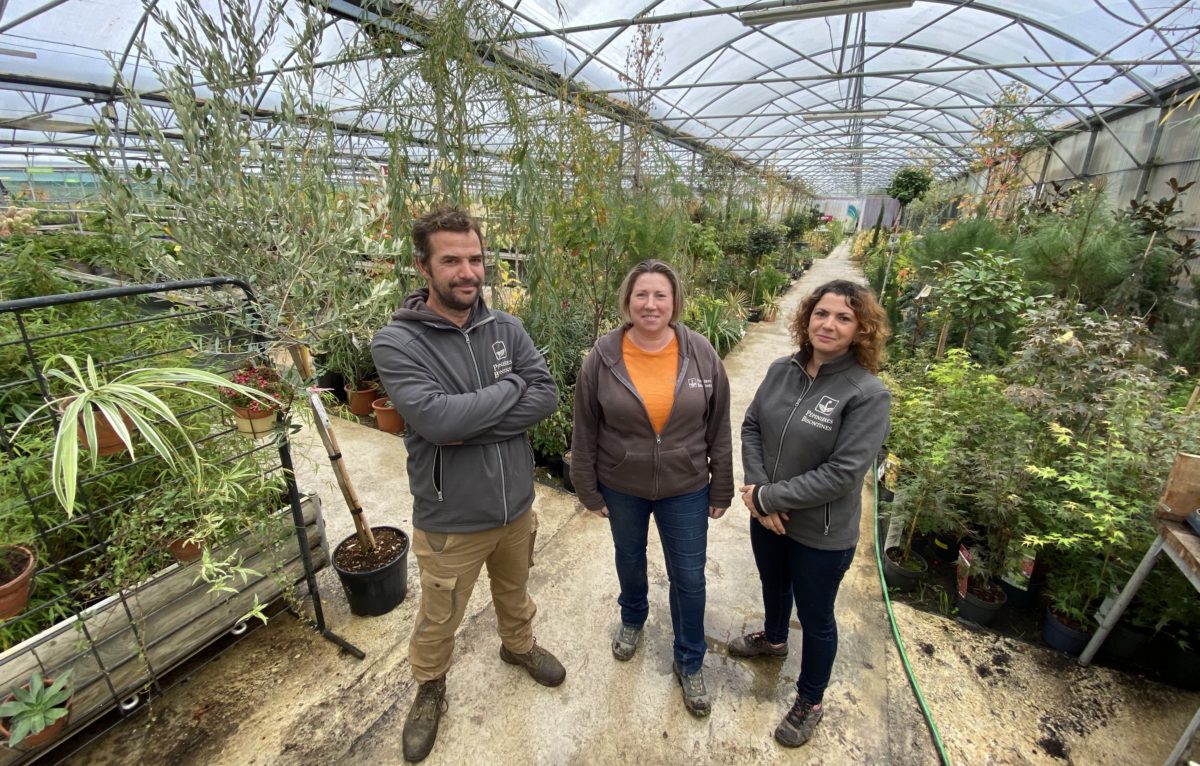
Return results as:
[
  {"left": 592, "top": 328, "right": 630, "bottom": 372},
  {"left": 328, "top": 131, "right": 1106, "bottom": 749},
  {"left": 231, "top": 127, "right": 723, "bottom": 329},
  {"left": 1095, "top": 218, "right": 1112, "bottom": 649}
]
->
[
  {"left": 1042, "top": 607, "right": 1092, "bottom": 656},
  {"left": 957, "top": 586, "right": 1007, "bottom": 627},
  {"left": 333, "top": 526, "right": 409, "bottom": 617},
  {"left": 882, "top": 547, "right": 928, "bottom": 593}
]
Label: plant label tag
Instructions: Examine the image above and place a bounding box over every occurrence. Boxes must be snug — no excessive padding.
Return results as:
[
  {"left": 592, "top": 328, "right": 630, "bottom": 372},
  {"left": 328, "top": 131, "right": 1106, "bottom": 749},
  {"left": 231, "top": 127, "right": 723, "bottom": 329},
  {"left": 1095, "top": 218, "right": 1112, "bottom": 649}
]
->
[{"left": 956, "top": 544, "right": 973, "bottom": 598}]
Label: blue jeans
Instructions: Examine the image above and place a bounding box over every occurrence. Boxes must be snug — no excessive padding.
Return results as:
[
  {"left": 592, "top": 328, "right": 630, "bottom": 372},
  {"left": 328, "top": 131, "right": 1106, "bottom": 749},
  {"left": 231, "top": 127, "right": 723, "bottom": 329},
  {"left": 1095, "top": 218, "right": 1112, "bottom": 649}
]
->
[
  {"left": 749, "top": 519, "right": 855, "bottom": 704},
  {"left": 601, "top": 484, "right": 710, "bottom": 674}
]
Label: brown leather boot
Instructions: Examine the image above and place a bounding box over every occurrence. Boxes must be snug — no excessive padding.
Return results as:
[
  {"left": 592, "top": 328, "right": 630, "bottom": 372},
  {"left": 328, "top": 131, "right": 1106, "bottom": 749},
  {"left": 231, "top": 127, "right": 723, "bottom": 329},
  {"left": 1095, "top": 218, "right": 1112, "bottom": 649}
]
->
[
  {"left": 499, "top": 642, "right": 566, "bottom": 687},
  {"left": 403, "top": 676, "right": 447, "bottom": 762}
]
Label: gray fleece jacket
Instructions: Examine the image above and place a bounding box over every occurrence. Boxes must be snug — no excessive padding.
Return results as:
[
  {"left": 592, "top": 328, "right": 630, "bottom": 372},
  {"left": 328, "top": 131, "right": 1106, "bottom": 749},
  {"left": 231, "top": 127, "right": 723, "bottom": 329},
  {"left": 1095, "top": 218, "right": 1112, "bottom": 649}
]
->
[
  {"left": 571, "top": 324, "right": 734, "bottom": 511},
  {"left": 371, "top": 289, "right": 557, "bottom": 534},
  {"left": 741, "top": 348, "right": 890, "bottom": 550}
]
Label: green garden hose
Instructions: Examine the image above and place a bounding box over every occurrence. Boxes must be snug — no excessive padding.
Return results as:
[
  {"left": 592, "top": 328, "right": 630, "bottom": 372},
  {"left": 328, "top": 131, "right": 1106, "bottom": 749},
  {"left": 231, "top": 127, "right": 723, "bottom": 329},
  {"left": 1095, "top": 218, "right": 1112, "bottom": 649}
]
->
[{"left": 872, "top": 460, "right": 953, "bottom": 765}]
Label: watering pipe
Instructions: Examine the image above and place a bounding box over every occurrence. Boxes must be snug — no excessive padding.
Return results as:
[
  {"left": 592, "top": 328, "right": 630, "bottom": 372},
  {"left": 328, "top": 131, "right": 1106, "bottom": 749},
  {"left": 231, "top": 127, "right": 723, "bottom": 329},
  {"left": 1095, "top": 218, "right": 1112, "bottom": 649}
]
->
[{"left": 873, "top": 459, "right": 953, "bottom": 765}]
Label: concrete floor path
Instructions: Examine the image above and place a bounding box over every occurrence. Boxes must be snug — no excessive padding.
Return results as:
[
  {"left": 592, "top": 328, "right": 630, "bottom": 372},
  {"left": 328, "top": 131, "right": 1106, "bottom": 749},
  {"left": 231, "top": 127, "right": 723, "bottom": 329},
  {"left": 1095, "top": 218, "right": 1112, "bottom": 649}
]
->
[{"left": 65, "top": 243, "right": 1199, "bottom": 766}]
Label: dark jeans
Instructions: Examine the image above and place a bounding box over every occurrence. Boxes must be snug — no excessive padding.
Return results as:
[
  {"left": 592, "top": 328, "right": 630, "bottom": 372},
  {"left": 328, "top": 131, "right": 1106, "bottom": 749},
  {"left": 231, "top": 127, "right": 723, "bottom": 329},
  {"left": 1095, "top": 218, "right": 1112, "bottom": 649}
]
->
[
  {"left": 749, "top": 519, "right": 855, "bottom": 704},
  {"left": 601, "top": 483, "right": 710, "bottom": 674}
]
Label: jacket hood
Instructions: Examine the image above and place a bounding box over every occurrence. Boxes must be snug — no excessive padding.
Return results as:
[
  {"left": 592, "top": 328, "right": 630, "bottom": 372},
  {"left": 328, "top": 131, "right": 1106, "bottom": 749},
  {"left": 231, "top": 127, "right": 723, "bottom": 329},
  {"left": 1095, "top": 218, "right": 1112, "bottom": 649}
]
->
[{"left": 392, "top": 288, "right": 491, "bottom": 327}]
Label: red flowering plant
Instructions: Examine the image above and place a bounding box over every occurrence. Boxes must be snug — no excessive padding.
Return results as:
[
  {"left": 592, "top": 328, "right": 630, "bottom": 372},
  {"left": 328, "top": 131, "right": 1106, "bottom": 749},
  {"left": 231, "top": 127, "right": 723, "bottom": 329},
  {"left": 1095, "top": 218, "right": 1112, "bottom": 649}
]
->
[{"left": 219, "top": 362, "right": 292, "bottom": 416}]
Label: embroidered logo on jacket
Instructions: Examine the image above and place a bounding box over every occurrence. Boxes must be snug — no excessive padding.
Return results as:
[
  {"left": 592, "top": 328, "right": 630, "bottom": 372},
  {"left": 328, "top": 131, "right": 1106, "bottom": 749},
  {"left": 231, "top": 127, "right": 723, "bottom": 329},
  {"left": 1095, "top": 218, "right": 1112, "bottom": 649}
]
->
[
  {"left": 491, "top": 340, "right": 513, "bottom": 378},
  {"left": 815, "top": 396, "right": 840, "bottom": 415},
  {"left": 800, "top": 396, "right": 840, "bottom": 432}
]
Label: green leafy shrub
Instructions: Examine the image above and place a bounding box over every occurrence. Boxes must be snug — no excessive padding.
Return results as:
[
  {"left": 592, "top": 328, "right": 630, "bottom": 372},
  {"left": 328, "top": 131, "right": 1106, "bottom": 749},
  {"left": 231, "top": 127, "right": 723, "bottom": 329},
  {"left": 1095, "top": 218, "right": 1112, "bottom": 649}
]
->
[
  {"left": 1010, "top": 187, "right": 1139, "bottom": 308},
  {"left": 684, "top": 294, "right": 745, "bottom": 358},
  {"left": 911, "top": 217, "right": 1011, "bottom": 271}
]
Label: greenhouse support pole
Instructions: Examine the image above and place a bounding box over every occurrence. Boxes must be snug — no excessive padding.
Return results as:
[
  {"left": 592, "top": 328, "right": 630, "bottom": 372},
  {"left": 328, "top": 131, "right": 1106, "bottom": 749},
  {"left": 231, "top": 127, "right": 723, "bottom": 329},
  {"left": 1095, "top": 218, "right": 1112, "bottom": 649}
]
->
[{"left": 1134, "top": 106, "right": 1168, "bottom": 201}]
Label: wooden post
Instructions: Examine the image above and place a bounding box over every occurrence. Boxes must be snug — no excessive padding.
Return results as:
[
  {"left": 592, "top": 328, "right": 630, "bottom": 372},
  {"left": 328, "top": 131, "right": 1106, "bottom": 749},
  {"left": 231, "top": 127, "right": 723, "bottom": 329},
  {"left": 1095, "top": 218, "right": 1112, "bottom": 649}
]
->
[
  {"left": 288, "top": 343, "right": 313, "bottom": 381},
  {"left": 307, "top": 391, "right": 376, "bottom": 550},
  {"left": 1185, "top": 378, "right": 1199, "bottom": 416}
]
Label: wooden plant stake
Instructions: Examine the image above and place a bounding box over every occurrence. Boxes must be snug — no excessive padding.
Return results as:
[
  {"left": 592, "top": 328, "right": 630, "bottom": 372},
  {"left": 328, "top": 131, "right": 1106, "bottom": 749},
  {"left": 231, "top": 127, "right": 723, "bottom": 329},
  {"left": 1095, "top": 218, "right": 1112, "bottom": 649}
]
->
[{"left": 307, "top": 390, "right": 376, "bottom": 550}]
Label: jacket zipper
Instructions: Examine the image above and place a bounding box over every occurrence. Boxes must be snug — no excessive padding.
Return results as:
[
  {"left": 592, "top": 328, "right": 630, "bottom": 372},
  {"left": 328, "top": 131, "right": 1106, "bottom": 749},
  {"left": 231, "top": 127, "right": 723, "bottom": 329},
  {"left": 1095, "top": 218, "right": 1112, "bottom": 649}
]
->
[
  {"left": 433, "top": 446, "right": 443, "bottom": 501},
  {"left": 824, "top": 503, "right": 830, "bottom": 536},
  {"left": 461, "top": 322, "right": 509, "bottom": 525},
  {"left": 610, "top": 333, "right": 690, "bottom": 501},
  {"left": 770, "top": 369, "right": 813, "bottom": 481}
]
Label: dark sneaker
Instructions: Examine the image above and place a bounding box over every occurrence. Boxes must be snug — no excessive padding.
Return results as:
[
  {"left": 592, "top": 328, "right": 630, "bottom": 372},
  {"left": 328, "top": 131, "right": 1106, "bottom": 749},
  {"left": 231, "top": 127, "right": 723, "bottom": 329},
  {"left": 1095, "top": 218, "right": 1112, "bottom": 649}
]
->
[
  {"left": 774, "top": 697, "right": 823, "bottom": 747},
  {"left": 403, "top": 676, "right": 448, "bottom": 763},
  {"left": 500, "top": 642, "right": 567, "bottom": 687},
  {"left": 612, "top": 623, "right": 643, "bottom": 661},
  {"left": 729, "top": 630, "right": 788, "bottom": 658},
  {"left": 672, "top": 662, "right": 712, "bottom": 718}
]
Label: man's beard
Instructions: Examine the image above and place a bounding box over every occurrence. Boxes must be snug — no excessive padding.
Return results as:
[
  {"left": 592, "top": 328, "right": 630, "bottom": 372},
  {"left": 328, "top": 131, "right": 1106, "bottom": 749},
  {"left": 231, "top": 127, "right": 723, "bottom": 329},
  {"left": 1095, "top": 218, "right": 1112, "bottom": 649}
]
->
[{"left": 433, "top": 279, "right": 480, "bottom": 312}]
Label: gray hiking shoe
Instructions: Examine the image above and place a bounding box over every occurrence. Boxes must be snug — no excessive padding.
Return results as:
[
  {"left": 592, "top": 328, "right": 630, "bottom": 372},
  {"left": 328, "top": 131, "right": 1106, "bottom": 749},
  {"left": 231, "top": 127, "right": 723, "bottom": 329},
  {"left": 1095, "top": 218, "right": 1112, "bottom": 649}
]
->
[
  {"left": 500, "top": 642, "right": 567, "bottom": 687},
  {"left": 775, "top": 697, "right": 824, "bottom": 747},
  {"left": 729, "top": 630, "right": 788, "bottom": 658},
  {"left": 612, "top": 623, "right": 643, "bottom": 661},
  {"left": 672, "top": 662, "right": 712, "bottom": 717},
  {"left": 403, "top": 676, "right": 447, "bottom": 763}
]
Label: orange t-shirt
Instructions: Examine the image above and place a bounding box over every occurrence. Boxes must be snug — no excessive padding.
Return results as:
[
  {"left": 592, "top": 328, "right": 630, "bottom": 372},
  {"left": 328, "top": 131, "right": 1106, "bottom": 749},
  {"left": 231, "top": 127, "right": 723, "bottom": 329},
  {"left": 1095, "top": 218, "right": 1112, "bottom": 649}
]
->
[{"left": 622, "top": 334, "right": 679, "bottom": 434}]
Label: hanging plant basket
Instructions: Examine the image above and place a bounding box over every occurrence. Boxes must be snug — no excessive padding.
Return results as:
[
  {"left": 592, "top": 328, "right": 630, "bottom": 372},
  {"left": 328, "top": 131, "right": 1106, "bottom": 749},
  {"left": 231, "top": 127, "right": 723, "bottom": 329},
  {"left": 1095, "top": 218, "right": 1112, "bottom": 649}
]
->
[
  {"left": 0, "top": 546, "right": 35, "bottom": 620},
  {"left": 61, "top": 399, "right": 134, "bottom": 457},
  {"left": 230, "top": 404, "right": 277, "bottom": 439}
]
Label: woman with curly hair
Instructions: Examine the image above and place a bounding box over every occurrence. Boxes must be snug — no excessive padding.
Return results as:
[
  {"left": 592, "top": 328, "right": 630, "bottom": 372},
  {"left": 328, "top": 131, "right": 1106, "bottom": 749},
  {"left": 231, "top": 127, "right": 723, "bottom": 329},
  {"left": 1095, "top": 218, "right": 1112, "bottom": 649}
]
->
[{"left": 731, "top": 279, "right": 891, "bottom": 749}]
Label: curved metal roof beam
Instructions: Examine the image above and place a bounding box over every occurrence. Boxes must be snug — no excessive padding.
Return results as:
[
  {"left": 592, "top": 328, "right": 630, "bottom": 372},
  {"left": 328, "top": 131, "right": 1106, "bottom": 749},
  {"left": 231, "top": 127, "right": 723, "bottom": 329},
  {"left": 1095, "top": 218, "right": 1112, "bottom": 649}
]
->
[
  {"left": 905, "top": 0, "right": 1160, "bottom": 102},
  {"left": 712, "top": 46, "right": 1076, "bottom": 146},
  {"left": 113, "top": 1, "right": 161, "bottom": 76},
  {"left": 708, "top": 77, "right": 994, "bottom": 151},
  {"left": 1128, "top": 0, "right": 1200, "bottom": 91},
  {"left": 252, "top": 16, "right": 343, "bottom": 113},
  {"left": 492, "top": 1, "right": 757, "bottom": 163},
  {"left": 500, "top": 0, "right": 1163, "bottom": 109},
  {"left": 756, "top": 105, "right": 988, "bottom": 161},
  {"left": 564, "top": 0, "right": 669, "bottom": 81},
  {"left": 0, "top": 0, "right": 73, "bottom": 35}
]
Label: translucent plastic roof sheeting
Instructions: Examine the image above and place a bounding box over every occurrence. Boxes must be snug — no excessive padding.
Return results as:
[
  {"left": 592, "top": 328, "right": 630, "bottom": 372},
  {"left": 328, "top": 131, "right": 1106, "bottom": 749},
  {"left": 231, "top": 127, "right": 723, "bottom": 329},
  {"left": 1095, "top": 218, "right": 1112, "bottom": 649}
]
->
[{"left": 0, "top": 0, "right": 1196, "bottom": 195}]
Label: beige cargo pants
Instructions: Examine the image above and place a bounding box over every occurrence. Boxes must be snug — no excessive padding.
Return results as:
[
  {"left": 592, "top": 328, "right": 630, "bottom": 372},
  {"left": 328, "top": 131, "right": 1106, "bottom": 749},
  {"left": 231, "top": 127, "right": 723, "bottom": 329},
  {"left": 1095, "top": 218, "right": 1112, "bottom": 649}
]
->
[{"left": 409, "top": 509, "right": 538, "bottom": 682}]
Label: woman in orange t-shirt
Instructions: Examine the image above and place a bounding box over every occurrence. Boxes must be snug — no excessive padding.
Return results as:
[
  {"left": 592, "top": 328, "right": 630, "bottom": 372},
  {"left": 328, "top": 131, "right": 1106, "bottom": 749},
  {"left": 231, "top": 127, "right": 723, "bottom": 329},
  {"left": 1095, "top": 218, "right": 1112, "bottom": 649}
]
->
[{"left": 571, "top": 259, "right": 733, "bottom": 718}]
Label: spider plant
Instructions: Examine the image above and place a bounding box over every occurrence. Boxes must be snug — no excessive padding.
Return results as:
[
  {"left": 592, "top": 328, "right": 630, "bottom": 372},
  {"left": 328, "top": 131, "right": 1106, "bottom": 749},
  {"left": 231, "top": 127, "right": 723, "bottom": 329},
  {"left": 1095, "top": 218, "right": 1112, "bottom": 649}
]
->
[{"left": 14, "top": 354, "right": 282, "bottom": 518}]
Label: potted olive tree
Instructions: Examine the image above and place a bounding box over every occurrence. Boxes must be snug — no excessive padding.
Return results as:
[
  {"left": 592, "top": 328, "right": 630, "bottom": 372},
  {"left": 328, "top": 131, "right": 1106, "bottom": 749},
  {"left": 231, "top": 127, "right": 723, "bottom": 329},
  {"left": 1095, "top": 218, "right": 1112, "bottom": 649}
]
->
[{"left": 308, "top": 393, "right": 409, "bottom": 616}]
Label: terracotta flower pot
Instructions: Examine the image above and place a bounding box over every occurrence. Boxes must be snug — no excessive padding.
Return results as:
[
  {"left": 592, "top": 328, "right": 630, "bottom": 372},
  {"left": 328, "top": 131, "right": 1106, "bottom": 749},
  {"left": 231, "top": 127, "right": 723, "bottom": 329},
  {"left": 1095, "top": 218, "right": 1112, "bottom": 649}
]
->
[
  {"left": 0, "top": 680, "right": 71, "bottom": 749},
  {"left": 345, "top": 383, "right": 378, "bottom": 417},
  {"left": 0, "top": 545, "right": 35, "bottom": 620},
  {"left": 62, "top": 399, "right": 134, "bottom": 456},
  {"left": 166, "top": 538, "right": 202, "bottom": 563},
  {"left": 371, "top": 397, "right": 405, "bottom": 434},
  {"left": 230, "top": 404, "right": 277, "bottom": 438}
]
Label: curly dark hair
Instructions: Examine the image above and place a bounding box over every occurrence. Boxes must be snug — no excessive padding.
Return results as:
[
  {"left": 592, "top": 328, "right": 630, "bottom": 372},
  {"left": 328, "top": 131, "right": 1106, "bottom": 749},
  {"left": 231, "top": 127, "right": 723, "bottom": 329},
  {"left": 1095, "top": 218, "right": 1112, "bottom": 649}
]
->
[
  {"left": 411, "top": 206, "right": 484, "bottom": 267},
  {"left": 789, "top": 279, "right": 889, "bottom": 373}
]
